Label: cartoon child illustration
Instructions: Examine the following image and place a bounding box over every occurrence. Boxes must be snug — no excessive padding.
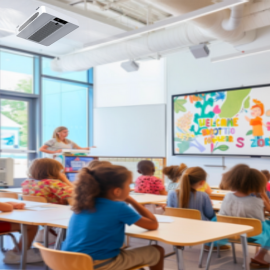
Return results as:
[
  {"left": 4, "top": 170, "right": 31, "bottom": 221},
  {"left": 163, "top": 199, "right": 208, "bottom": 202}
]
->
[{"left": 245, "top": 99, "right": 265, "bottom": 138}]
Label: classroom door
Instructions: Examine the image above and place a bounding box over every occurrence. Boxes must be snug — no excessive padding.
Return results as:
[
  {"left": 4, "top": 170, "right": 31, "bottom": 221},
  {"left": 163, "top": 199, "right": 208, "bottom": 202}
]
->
[{"left": 0, "top": 96, "right": 37, "bottom": 179}]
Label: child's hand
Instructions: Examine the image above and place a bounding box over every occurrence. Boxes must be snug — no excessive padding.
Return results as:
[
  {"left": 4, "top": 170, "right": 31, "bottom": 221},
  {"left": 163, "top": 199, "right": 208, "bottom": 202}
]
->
[
  {"left": 125, "top": 196, "right": 135, "bottom": 204},
  {"left": 7, "top": 202, "right": 25, "bottom": 209}
]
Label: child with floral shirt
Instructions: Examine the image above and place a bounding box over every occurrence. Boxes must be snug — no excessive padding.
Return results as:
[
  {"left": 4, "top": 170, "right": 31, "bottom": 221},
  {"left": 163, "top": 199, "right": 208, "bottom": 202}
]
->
[{"left": 22, "top": 158, "right": 73, "bottom": 204}]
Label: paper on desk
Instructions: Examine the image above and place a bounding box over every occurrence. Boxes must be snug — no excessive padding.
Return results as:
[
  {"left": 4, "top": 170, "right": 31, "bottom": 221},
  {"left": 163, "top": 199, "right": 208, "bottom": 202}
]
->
[
  {"left": 156, "top": 216, "right": 174, "bottom": 223},
  {"left": 25, "top": 205, "right": 57, "bottom": 211}
]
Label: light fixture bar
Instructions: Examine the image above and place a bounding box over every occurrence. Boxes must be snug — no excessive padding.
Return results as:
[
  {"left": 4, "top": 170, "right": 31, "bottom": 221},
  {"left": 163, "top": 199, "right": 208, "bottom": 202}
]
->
[
  {"left": 71, "top": 0, "right": 248, "bottom": 54},
  {"left": 211, "top": 45, "right": 270, "bottom": 63}
]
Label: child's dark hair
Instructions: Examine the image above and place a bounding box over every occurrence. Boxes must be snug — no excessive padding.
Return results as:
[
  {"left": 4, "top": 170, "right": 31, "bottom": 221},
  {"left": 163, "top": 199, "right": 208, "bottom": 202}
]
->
[
  {"left": 163, "top": 163, "right": 187, "bottom": 183},
  {"left": 261, "top": 170, "right": 270, "bottom": 181},
  {"left": 137, "top": 160, "right": 154, "bottom": 175},
  {"left": 72, "top": 165, "right": 132, "bottom": 213},
  {"left": 221, "top": 164, "right": 267, "bottom": 194},
  {"left": 28, "top": 158, "right": 63, "bottom": 180}
]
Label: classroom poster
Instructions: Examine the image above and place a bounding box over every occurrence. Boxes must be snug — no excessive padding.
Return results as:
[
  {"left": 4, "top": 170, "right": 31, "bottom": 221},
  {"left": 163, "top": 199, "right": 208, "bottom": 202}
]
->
[{"left": 173, "top": 86, "right": 270, "bottom": 156}]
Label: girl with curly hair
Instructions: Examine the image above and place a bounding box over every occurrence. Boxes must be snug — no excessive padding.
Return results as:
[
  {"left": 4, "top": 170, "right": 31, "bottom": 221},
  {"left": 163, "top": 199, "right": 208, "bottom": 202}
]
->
[{"left": 62, "top": 163, "right": 164, "bottom": 270}]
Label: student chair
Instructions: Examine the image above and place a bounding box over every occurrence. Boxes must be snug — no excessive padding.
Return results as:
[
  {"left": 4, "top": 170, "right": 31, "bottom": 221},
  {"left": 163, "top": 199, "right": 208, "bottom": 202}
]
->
[
  {"left": 0, "top": 192, "right": 18, "bottom": 199},
  {"left": 34, "top": 243, "right": 148, "bottom": 270},
  {"left": 22, "top": 195, "right": 47, "bottom": 203},
  {"left": 0, "top": 231, "right": 20, "bottom": 253},
  {"left": 216, "top": 215, "right": 262, "bottom": 265}
]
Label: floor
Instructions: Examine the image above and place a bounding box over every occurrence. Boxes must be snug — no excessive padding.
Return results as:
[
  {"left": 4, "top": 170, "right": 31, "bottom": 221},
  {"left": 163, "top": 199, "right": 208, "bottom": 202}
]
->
[{"left": 0, "top": 233, "right": 269, "bottom": 270}]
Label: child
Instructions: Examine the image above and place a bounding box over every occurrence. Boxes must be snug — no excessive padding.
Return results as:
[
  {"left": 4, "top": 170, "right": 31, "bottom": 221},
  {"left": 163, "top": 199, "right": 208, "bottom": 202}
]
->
[
  {"left": 262, "top": 170, "right": 270, "bottom": 192},
  {"left": 162, "top": 163, "right": 187, "bottom": 191},
  {"left": 135, "top": 160, "right": 166, "bottom": 195},
  {"left": 219, "top": 164, "right": 270, "bottom": 268},
  {"left": 167, "top": 167, "right": 215, "bottom": 221},
  {"left": 196, "top": 182, "right": 213, "bottom": 196},
  {"left": 22, "top": 158, "right": 73, "bottom": 204},
  {"left": 0, "top": 201, "right": 42, "bottom": 264},
  {"left": 62, "top": 164, "right": 164, "bottom": 270}
]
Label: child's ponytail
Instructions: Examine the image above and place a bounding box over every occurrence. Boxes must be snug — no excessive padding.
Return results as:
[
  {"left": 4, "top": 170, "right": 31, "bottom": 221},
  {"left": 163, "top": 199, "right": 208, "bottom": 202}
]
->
[
  {"left": 178, "top": 167, "right": 207, "bottom": 208},
  {"left": 179, "top": 172, "right": 191, "bottom": 208},
  {"left": 72, "top": 164, "right": 132, "bottom": 213},
  {"left": 72, "top": 167, "right": 101, "bottom": 213}
]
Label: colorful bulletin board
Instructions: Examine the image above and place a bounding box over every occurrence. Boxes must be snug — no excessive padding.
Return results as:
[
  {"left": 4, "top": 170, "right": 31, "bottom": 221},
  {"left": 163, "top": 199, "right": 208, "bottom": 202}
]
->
[{"left": 172, "top": 85, "right": 270, "bottom": 156}]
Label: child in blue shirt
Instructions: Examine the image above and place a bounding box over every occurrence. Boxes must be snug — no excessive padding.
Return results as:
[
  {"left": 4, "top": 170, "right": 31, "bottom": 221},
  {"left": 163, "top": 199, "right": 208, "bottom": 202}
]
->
[
  {"left": 62, "top": 162, "right": 164, "bottom": 270},
  {"left": 167, "top": 166, "right": 215, "bottom": 221}
]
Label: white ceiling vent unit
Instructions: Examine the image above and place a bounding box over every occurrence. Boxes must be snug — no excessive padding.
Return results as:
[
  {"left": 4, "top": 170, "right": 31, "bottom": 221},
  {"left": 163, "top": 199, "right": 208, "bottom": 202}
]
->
[{"left": 16, "top": 6, "right": 79, "bottom": 46}]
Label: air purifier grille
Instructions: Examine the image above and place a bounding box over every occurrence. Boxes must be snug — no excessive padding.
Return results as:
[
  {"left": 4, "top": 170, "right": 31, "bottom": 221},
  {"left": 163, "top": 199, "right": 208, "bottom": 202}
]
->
[
  {"left": 28, "top": 21, "right": 62, "bottom": 42},
  {"left": 0, "top": 159, "right": 6, "bottom": 170},
  {"left": 19, "top": 12, "right": 39, "bottom": 31}
]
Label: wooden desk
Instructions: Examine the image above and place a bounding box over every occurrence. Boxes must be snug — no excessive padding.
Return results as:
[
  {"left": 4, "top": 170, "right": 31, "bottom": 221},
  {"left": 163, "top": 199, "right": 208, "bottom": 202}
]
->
[
  {"left": 130, "top": 194, "right": 167, "bottom": 204},
  {"left": 0, "top": 188, "right": 22, "bottom": 194},
  {"left": 48, "top": 215, "right": 252, "bottom": 270}
]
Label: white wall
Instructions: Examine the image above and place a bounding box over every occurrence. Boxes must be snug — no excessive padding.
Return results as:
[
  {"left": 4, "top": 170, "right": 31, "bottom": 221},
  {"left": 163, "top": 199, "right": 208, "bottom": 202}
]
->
[
  {"left": 166, "top": 42, "right": 270, "bottom": 186},
  {"left": 94, "top": 59, "right": 165, "bottom": 108}
]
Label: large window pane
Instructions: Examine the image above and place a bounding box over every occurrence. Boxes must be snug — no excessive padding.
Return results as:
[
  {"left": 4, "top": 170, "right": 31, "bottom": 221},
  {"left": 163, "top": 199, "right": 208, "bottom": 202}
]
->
[
  {"left": 42, "top": 57, "right": 88, "bottom": 83},
  {"left": 1, "top": 99, "right": 28, "bottom": 149},
  {"left": 0, "top": 50, "right": 34, "bottom": 93},
  {"left": 42, "top": 78, "right": 88, "bottom": 147}
]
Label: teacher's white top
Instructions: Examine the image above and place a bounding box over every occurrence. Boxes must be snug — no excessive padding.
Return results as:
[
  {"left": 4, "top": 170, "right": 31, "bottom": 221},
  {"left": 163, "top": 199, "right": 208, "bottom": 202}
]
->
[{"left": 44, "top": 138, "right": 77, "bottom": 151}]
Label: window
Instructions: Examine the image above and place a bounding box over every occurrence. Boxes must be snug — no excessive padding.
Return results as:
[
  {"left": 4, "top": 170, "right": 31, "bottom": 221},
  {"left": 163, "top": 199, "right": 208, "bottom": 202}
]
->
[
  {"left": 0, "top": 49, "right": 34, "bottom": 93},
  {"left": 0, "top": 46, "right": 93, "bottom": 181},
  {"left": 42, "top": 78, "right": 89, "bottom": 147}
]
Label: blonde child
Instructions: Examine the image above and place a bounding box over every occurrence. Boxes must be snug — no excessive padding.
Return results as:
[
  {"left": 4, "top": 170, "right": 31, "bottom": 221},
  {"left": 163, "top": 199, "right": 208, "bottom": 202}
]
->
[
  {"left": 0, "top": 202, "right": 42, "bottom": 264},
  {"left": 135, "top": 160, "right": 166, "bottom": 195},
  {"left": 167, "top": 167, "right": 215, "bottom": 221},
  {"left": 162, "top": 163, "right": 187, "bottom": 191},
  {"left": 220, "top": 164, "right": 270, "bottom": 268},
  {"left": 22, "top": 158, "right": 73, "bottom": 204},
  {"left": 62, "top": 164, "right": 164, "bottom": 270}
]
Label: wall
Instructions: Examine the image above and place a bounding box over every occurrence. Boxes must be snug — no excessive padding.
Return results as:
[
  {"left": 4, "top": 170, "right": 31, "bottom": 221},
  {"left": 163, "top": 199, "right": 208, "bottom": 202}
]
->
[
  {"left": 94, "top": 59, "right": 165, "bottom": 107},
  {"left": 166, "top": 42, "right": 270, "bottom": 186}
]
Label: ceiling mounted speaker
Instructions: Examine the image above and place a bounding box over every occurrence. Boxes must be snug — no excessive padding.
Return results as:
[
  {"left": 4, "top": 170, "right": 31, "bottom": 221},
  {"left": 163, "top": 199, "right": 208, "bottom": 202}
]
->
[
  {"left": 121, "top": 61, "right": 140, "bottom": 72},
  {"left": 189, "top": 44, "right": 210, "bottom": 59}
]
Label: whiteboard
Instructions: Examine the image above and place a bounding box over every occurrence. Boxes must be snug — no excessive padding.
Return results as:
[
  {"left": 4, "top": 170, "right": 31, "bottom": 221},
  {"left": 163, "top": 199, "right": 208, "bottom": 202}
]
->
[{"left": 91, "top": 104, "right": 166, "bottom": 157}]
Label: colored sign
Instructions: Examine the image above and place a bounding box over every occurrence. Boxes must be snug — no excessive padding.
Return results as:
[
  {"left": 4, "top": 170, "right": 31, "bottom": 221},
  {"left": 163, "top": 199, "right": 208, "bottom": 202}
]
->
[{"left": 173, "top": 86, "right": 270, "bottom": 156}]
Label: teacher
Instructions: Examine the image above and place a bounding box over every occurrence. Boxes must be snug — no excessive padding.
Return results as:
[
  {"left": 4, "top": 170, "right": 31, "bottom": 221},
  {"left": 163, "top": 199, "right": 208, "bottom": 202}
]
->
[{"left": 40, "top": 126, "right": 92, "bottom": 154}]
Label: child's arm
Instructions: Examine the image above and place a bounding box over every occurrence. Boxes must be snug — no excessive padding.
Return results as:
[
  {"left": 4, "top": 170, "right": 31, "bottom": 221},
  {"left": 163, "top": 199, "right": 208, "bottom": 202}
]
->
[
  {"left": 125, "top": 196, "right": 158, "bottom": 230},
  {"left": 205, "top": 184, "right": 213, "bottom": 196},
  {"left": 0, "top": 202, "right": 14, "bottom": 212},
  {"left": 59, "top": 173, "right": 73, "bottom": 187},
  {"left": 261, "top": 192, "right": 270, "bottom": 212}
]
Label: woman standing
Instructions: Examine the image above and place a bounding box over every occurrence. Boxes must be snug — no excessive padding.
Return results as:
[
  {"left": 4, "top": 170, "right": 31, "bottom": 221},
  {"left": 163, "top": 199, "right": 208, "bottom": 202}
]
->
[{"left": 40, "top": 126, "right": 93, "bottom": 154}]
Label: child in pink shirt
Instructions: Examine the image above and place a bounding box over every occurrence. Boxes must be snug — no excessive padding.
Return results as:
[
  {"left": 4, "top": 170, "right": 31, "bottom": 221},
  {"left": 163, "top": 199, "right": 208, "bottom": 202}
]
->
[{"left": 135, "top": 160, "right": 166, "bottom": 195}]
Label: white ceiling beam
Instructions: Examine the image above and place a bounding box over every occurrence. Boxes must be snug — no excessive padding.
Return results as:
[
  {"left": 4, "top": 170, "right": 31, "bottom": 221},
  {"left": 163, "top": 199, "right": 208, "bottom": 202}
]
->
[{"left": 37, "top": 0, "right": 132, "bottom": 30}]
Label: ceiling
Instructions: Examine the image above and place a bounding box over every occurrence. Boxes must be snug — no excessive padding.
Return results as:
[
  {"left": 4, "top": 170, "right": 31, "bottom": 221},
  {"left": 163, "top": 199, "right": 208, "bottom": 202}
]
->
[{"left": 0, "top": 0, "right": 172, "bottom": 56}]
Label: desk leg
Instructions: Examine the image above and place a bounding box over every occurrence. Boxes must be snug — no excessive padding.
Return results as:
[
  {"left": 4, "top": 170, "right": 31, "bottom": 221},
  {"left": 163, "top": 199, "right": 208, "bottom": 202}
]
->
[
  {"left": 241, "top": 234, "right": 250, "bottom": 270},
  {"left": 198, "top": 244, "right": 205, "bottom": 268},
  {"left": 44, "top": 226, "right": 49, "bottom": 248},
  {"left": 20, "top": 224, "right": 28, "bottom": 270},
  {"left": 173, "top": 246, "right": 185, "bottom": 270},
  {"left": 205, "top": 242, "right": 214, "bottom": 270},
  {"left": 54, "top": 229, "right": 64, "bottom": 250}
]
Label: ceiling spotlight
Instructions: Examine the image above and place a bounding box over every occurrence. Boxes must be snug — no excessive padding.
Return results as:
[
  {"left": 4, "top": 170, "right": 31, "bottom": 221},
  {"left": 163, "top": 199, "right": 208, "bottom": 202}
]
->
[
  {"left": 189, "top": 44, "right": 210, "bottom": 59},
  {"left": 121, "top": 60, "right": 140, "bottom": 72}
]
